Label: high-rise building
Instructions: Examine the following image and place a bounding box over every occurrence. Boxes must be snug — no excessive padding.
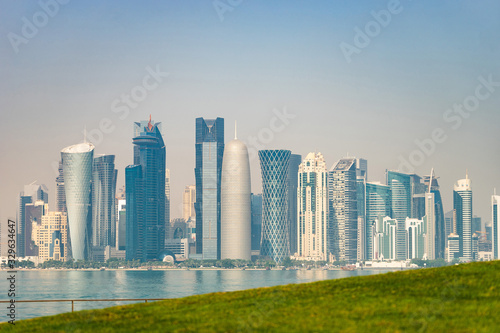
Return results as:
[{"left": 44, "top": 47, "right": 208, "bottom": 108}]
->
[
  {"left": 165, "top": 169, "right": 171, "bottom": 225},
  {"left": 406, "top": 218, "right": 425, "bottom": 260},
  {"left": 373, "top": 217, "right": 397, "bottom": 261},
  {"left": 287, "top": 154, "right": 301, "bottom": 256},
  {"left": 133, "top": 119, "right": 162, "bottom": 165},
  {"left": 61, "top": 142, "right": 94, "bottom": 260},
  {"left": 92, "top": 155, "right": 117, "bottom": 247},
  {"left": 117, "top": 199, "right": 126, "bottom": 251},
  {"left": 445, "top": 210, "right": 454, "bottom": 239},
  {"left": 24, "top": 201, "right": 48, "bottom": 257},
  {"left": 423, "top": 192, "right": 436, "bottom": 260},
  {"left": 355, "top": 158, "right": 367, "bottom": 262},
  {"left": 17, "top": 183, "right": 48, "bottom": 257},
  {"left": 471, "top": 216, "right": 482, "bottom": 235},
  {"left": 32, "top": 211, "right": 69, "bottom": 261},
  {"left": 492, "top": 194, "right": 500, "bottom": 259},
  {"left": 183, "top": 185, "right": 196, "bottom": 222},
  {"left": 447, "top": 233, "right": 460, "bottom": 262},
  {"left": 453, "top": 173, "right": 473, "bottom": 261},
  {"left": 423, "top": 172, "right": 446, "bottom": 259},
  {"left": 386, "top": 171, "right": 425, "bottom": 260},
  {"left": 55, "top": 161, "right": 66, "bottom": 213},
  {"left": 259, "top": 150, "right": 291, "bottom": 264},
  {"left": 221, "top": 129, "right": 251, "bottom": 260},
  {"left": 125, "top": 118, "right": 166, "bottom": 261},
  {"left": 251, "top": 193, "right": 263, "bottom": 252},
  {"left": 194, "top": 117, "right": 224, "bottom": 260},
  {"left": 365, "top": 182, "right": 391, "bottom": 260},
  {"left": 297, "top": 152, "right": 328, "bottom": 261},
  {"left": 328, "top": 158, "right": 358, "bottom": 262}
]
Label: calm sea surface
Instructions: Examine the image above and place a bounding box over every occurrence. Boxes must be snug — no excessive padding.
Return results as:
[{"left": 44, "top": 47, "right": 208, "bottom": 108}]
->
[{"left": 1, "top": 268, "right": 398, "bottom": 322}]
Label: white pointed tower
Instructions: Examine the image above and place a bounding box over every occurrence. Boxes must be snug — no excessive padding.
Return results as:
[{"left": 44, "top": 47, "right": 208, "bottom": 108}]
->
[{"left": 221, "top": 122, "right": 251, "bottom": 260}]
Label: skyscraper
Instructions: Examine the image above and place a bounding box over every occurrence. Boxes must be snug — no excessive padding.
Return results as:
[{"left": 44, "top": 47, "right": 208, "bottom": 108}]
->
[
  {"left": 297, "top": 152, "right": 328, "bottom": 261},
  {"left": 259, "top": 149, "right": 291, "bottom": 264},
  {"left": 165, "top": 169, "right": 171, "bottom": 225},
  {"left": 287, "top": 154, "right": 301, "bottom": 256},
  {"left": 365, "top": 182, "right": 391, "bottom": 260},
  {"left": 61, "top": 142, "right": 94, "bottom": 260},
  {"left": 453, "top": 173, "right": 473, "bottom": 261},
  {"left": 423, "top": 171, "right": 446, "bottom": 259},
  {"left": 17, "top": 183, "right": 48, "bottom": 257},
  {"left": 55, "top": 161, "right": 66, "bottom": 213},
  {"left": 251, "top": 193, "right": 263, "bottom": 252},
  {"left": 221, "top": 128, "right": 251, "bottom": 260},
  {"left": 126, "top": 118, "right": 166, "bottom": 261},
  {"left": 329, "top": 158, "right": 358, "bottom": 262},
  {"left": 183, "top": 185, "right": 196, "bottom": 222},
  {"left": 24, "top": 200, "right": 47, "bottom": 257},
  {"left": 406, "top": 218, "right": 425, "bottom": 260},
  {"left": 386, "top": 171, "right": 426, "bottom": 260},
  {"left": 491, "top": 193, "right": 500, "bottom": 259},
  {"left": 194, "top": 117, "right": 224, "bottom": 260},
  {"left": 356, "top": 158, "right": 367, "bottom": 262},
  {"left": 92, "top": 155, "right": 117, "bottom": 247},
  {"left": 373, "top": 217, "right": 397, "bottom": 261},
  {"left": 424, "top": 191, "right": 436, "bottom": 260}
]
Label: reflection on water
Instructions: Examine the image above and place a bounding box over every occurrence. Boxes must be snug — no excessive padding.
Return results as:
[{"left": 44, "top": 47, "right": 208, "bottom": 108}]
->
[{"left": 1, "top": 269, "right": 396, "bottom": 322}]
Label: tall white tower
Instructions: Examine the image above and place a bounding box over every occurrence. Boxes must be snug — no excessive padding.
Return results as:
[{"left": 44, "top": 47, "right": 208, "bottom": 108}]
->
[
  {"left": 221, "top": 124, "right": 251, "bottom": 260},
  {"left": 297, "top": 152, "right": 328, "bottom": 261}
]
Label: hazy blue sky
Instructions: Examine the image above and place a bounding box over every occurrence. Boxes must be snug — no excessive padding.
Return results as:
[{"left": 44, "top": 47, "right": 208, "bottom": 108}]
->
[{"left": 1, "top": 0, "right": 499, "bottom": 249}]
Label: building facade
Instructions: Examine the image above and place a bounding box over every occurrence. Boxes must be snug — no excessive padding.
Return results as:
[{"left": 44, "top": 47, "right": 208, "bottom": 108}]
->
[
  {"left": 17, "top": 183, "right": 48, "bottom": 258},
  {"left": 61, "top": 142, "right": 94, "bottom": 260},
  {"left": 194, "top": 117, "right": 224, "bottom": 260},
  {"left": 365, "top": 182, "right": 391, "bottom": 260},
  {"left": 492, "top": 194, "right": 500, "bottom": 259},
  {"left": 328, "top": 158, "right": 358, "bottom": 262},
  {"left": 92, "top": 154, "right": 117, "bottom": 247},
  {"left": 251, "top": 193, "right": 263, "bottom": 252},
  {"left": 453, "top": 173, "right": 473, "bottom": 261},
  {"left": 32, "top": 211, "right": 69, "bottom": 261},
  {"left": 125, "top": 119, "right": 166, "bottom": 261},
  {"left": 373, "top": 217, "right": 397, "bottom": 261},
  {"left": 259, "top": 150, "right": 291, "bottom": 264},
  {"left": 221, "top": 133, "right": 251, "bottom": 260},
  {"left": 183, "top": 185, "right": 196, "bottom": 222},
  {"left": 297, "top": 152, "right": 328, "bottom": 261},
  {"left": 287, "top": 154, "right": 301, "bottom": 256}
]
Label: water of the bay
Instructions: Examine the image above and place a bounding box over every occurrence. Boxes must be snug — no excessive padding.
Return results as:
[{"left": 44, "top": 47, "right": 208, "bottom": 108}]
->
[{"left": 1, "top": 268, "right": 399, "bottom": 322}]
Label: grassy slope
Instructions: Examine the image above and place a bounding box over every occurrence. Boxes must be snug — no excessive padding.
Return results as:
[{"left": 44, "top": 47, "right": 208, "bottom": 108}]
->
[{"left": 2, "top": 261, "right": 499, "bottom": 332}]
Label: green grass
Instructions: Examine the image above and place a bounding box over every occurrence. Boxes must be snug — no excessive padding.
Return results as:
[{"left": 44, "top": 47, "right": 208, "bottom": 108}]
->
[{"left": 3, "top": 261, "right": 499, "bottom": 332}]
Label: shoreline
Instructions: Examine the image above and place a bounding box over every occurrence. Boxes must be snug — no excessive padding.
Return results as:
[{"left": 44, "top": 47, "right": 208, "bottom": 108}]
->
[{"left": 1, "top": 267, "right": 407, "bottom": 272}]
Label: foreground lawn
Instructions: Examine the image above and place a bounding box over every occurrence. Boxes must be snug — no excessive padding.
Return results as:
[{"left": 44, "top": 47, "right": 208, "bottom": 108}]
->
[{"left": 2, "top": 261, "right": 499, "bottom": 332}]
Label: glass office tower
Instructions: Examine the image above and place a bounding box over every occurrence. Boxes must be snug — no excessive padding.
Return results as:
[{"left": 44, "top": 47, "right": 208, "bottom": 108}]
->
[
  {"left": 259, "top": 149, "right": 291, "bottom": 264},
  {"left": 92, "top": 154, "right": 117, "bottom": 247},
  {"left": 126, "top": 119, "right": 166, "bottom": 261},
  {"left": 194, "top": 117, "right": 224, "bottom": 260},
  {"left": 365, "top": 182, "right": 391, "bottom": 260}
]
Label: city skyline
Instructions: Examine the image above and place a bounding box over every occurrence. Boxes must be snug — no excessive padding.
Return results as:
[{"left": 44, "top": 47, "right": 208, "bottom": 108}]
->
[{"left": 1, "top": 1, "right": 500, "bottom": 247}]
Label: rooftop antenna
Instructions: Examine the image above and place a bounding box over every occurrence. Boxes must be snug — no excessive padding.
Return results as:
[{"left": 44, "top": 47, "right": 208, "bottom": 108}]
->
[
  {"left": 234, "top": 120, "right": 237, "bottom": 140},
  {"left": 466, "top": 169, "right": 469, "bottom": 180},
  {"left": 428, "top": 168, "right": 434, "bottom": 194},
  {"left": 83, "top": 125, "right": 87, "bottom": 143}
]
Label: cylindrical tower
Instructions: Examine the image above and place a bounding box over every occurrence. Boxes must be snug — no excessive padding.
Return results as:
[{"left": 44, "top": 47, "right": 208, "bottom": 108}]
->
[
  {"left": 221, "top": 138, "right": 251, "bottom": 260},
  {"left": 61, "top": 142, "right": 94, "bottom": 260},
  {"left": 258, "top": 149, "right": 291, "bottom": 264}
]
